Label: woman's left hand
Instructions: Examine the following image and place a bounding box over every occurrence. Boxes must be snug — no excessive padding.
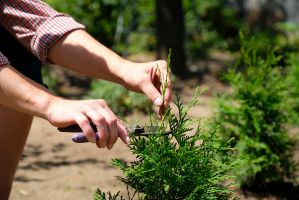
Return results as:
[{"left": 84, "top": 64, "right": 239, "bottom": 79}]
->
[{"left": 120, "top": 60, "right": 172, "bottom": 116}]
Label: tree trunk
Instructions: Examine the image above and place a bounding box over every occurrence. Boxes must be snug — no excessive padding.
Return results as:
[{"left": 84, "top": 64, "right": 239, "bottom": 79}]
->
[
  {"left": 156, "top": 0, "right": 187, "bottom": 77},
  {"left": 243, "top": 0, "right": 286, "bottom": 30}
]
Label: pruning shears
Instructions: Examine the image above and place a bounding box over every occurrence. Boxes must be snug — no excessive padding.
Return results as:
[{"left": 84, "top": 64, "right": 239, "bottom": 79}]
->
[{"left": 58, "top": 123, "right": 171, "bottom": 143}]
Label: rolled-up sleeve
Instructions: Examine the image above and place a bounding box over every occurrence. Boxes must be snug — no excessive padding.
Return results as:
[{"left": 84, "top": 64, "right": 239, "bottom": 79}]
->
[
  {"left": 0, "top": 51, "right": 10, "bottom": 67},
  {"left": 0, "top": 0, "right": 85, "bottom": 64}
]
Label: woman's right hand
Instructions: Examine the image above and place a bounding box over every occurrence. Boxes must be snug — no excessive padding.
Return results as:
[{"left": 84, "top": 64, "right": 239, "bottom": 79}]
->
[{"left": 45, "top": 97, "right": 129, "bottom": 149}]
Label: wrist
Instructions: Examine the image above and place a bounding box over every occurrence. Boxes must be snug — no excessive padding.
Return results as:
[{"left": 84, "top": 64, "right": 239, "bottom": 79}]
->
[
  {"left": 39, "top": 93, "right": 60, "bottom": 120},
  {"left": 114, "top": 59, "right": 134, "bottom": 85},
  {"left": 118, "top": 60, "right": 142, "bottom": 87}
]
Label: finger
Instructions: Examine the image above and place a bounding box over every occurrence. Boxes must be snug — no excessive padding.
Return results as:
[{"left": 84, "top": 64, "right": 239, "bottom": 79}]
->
[
  {"left": 153, "top": 62, "right": 171, "bottom": 116},
  {"left": 163, "top": 79, "right": 172, "bottom": 108},
  {"left": 164, "top": 62, "right": 172, "bottom": 107},
  {"left": 96, "top": 124, "right": 109, "bottom": 148},
  {"left": 117, "top": 121, "right": 130, "bottom": 145},
  {"left": 85, "top": 109, "right": 108, "bottom": 148},
  {"left": 154, "top": 60, "right": 172, "bottom": 107},
  {"left": 152, "top": 62, "right": 164, "bottom": 90},
  {"left": 97, "top": 106, "right": 118, "bottom": 150},
  {"left": 142, "top": 83, "right": 163, "bottom": 107},
  {"left": 74, "top": 114, "right": 96, "bottom": 143},
  {"left": 154, "top": 60, "right": 168, "bottom": 83}
]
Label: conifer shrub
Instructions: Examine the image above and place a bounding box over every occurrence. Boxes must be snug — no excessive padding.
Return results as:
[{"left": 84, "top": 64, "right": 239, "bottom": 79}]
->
[
  {"left": 94, "top": 190, "right": 125, "bottom": 200},
  {"left": 215, "top": 33, "right": 298, "bottom": 188},
  {"left": 94, "top": 94, "right": 237, "bottom": 200}
]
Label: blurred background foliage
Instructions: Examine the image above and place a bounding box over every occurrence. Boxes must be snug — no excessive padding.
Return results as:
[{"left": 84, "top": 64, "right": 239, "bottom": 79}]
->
[
  {"left": 46, "top": 0, "right": 241, "bottom": 57},
  {"left": 85, "top": 80, "right": 149, "bottom": 116},
  {"left": 46, "top": 0, "right": 155, "bottom": 55}
]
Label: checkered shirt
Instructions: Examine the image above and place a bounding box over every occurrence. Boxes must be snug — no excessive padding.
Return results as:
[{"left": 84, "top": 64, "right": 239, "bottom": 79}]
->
[{"left": 0, "top": 0, "right": 85, "bottom": 67}]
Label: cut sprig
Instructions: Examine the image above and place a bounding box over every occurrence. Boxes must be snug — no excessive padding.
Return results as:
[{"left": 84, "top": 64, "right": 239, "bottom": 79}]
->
[{"left": 157, "top": 48, "right": 172, "bottom": 121}]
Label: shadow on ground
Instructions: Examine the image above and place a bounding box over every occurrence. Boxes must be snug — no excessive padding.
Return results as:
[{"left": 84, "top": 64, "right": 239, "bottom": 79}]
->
[
  {"left": 242, "top": 181, "right": 299, "bottom": 200},
  {"left": 19, "top": 158, "right": 104, "bottom": 171},
  {"left": 14, "top": 176, "right": 43, "bottom": 183}
]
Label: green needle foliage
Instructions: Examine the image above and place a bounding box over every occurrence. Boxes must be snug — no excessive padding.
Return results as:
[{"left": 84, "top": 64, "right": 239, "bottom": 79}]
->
[
  {"left": 163, "top": 48, "right": 172, "bottom": 102},
  {"left": 95, "top": 94, "right": 237, "bottom": 200},
  {"left": 94, "top": 189, "right": 125, "bottom": 200},
  {"left": 215, "top": 33, "right": 298, "bottom": 188}
]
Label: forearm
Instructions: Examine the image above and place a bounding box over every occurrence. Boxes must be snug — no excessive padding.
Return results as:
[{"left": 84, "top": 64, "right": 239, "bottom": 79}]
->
[
  {"left": 48, "top": 30, "right": 130, "bottom": 85},
  {"left": 0, "top": 66, "right": 54, "bottom": 119}
]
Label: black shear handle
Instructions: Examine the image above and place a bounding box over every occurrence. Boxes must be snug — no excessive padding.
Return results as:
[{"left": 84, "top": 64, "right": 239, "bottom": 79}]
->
[
  {"left": 58, "top": 123, "right": 146, "bottom": 134},
  {"left": 58, "top": 123, "right": 97, "bottom": 133}
]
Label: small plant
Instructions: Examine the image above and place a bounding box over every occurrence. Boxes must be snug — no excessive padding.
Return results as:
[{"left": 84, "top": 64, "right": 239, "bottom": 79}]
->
[
  {"left": 94, "top": 94, "right": 237, "bottom": 200},
  {"left": 85, "top": 80, "right": 149, "bottom": 116},
  {"left": 215, "top": 33, "right": 298, "bottom": 188},
  {"left": 94, "top": 189, "right": 125, "bottom": 200}
]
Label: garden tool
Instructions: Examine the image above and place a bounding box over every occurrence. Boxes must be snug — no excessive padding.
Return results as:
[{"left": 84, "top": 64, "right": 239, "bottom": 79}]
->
[{"left": 58, "top": 123, "right": 171, "bottom": 143}]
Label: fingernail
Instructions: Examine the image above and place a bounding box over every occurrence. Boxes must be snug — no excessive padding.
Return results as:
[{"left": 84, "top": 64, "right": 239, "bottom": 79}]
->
[{"left": 154, "top": 97, "right": 163, "bottom": 106}]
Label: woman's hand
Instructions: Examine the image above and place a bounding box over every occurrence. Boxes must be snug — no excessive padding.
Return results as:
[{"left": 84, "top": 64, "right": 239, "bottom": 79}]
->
[
  {"left": 120, "top": 60, "right": 172, "bottom": 116},
  {"left": 45, "top": 97, "right": 129, "bottom": 149}
]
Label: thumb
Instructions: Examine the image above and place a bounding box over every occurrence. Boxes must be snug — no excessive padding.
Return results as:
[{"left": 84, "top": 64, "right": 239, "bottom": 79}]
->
[{"left": 142, "top": 84, "right": 163, "bottom": 106}]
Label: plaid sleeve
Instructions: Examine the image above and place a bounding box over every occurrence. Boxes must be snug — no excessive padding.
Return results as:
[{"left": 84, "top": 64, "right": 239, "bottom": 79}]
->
[
  {"left": 0, "top": 0, "right": 85, "bottom": 64},
  {"left": 0, "top": 51, "right": 10, "bottom": 67}
]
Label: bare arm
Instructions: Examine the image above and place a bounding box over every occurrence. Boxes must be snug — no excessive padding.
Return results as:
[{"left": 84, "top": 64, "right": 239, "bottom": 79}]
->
[
  {"left": 0, "top": 65, "right": 52, "bottom": 119},
  {"left": 48, "top": 30, "right": 172, "bottom": 110},
  {"left": 48, "top": 30, "right": 127, "bottom": 84},
  {"left": 0, "top": 65, "right": 128, "bottom": 149}
]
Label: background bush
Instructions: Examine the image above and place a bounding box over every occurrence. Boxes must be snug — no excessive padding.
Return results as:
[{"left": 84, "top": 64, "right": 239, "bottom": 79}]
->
[
  {"left": 183, "top": 0, "right": 241, "bottom": 58},
  {"left": 85, "top": 80, "right": 149, "bottom": 116},
  {"left": 46, "top": 0, "right": 155, "bottom": 55}
]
